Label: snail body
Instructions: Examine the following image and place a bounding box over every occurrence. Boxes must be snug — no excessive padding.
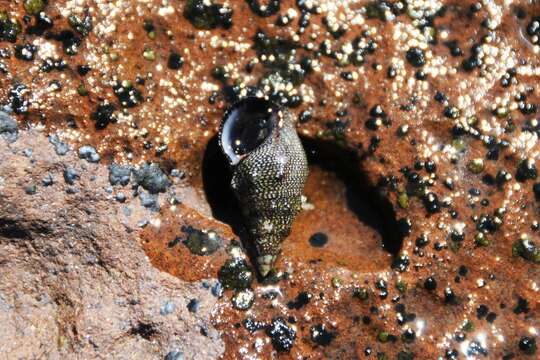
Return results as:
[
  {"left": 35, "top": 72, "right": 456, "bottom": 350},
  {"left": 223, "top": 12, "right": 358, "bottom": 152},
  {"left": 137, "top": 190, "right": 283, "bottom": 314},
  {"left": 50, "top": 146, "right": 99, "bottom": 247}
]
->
[{"left": 219, "top": 97, "right": 308, "bottom": 276}]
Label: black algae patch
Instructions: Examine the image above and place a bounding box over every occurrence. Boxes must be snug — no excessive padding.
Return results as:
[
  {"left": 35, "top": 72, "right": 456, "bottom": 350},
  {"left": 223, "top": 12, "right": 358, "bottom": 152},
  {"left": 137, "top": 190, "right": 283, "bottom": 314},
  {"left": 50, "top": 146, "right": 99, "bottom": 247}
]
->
[
  {"left": 0, "top": 13, "right": 22, "bottom": 43},
  {"left": 113, "top": 81, "right": 144, "bottom": 108},
  {"left": 243, "top": 317, "right": 267, "bottom": 333},
  {"left": 168, "top": 52, "right": 184, "bottom": 70},
  {"left": 218, "top": 258, "right": 254, "bottom": 290},
  {"left": 512, "top": 237, "right": 540, "bottom": 263},
  {"left": 519, "top": 336, "right": 537, "bottom": 355},
  {"left": 9, "top": 83, "right": 29, "bottom": 115},
  {"left": 310, "top": 324, "right": 335, "bottom": 346},
  {"left": 181, "top": 225, "right": 222, "bottom": 256},
  {"left": 91, "top": 103, "right": 116, "bottom": 130},
  {"left": 406, "top": 47, "right": 426, "bottom": 67},
  {"left": 246, "top": 0, "right": 280, "bottom": 17},
  {"left": 134, "top": 163, "right": 171, "bottom": 194},
  {"left": 129, "top": 322, "right": 158, "bottom": 340},
  {"left": 266, "top": 317, "right": 296, "bottom": 352},
  {"left": 309, "top": 232, "right": 328, "bottom": 247},
  {"left": 14, "top": 44, "right": 37, "bottom": 61},
  {"left": 183, "top": 0, "right": 233, "bottom": 30},
  {"left": 287, "top": 292, "right": 311, "bottom": 310}
]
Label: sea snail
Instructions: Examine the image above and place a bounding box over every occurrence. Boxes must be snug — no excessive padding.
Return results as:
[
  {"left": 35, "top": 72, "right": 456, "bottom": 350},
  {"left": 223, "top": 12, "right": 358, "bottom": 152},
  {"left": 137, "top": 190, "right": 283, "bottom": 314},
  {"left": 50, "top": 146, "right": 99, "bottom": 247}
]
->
[{"left": 219, "top": 97, "right": 309, "bottom": 277}]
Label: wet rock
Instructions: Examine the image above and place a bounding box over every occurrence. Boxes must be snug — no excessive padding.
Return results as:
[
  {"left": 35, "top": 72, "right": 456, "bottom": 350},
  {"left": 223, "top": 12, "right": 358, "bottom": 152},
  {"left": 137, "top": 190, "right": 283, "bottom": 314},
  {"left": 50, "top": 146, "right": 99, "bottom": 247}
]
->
[
  {"left": 0, "top": 111, "right": 18, "bottom": 143},
  {"left": 218, "top": 258, "right": 254, "bottom": 290},
  {"left": 181, "top": 226, "right": 222, "bottom": 256},
  {"left": 108, "top": 164, "right": 131, "bottom": 186},
  {"left": 266, "top": 317, "right": 296, "bottom": 352},
  {"left": 48, "top": 134, "right": 69, "bottom": 155},
  {"left": 134, "top": 163, "right": 171, "bottom": 194},
  {"left": 4, "top": 1, "right": 540, "bottom": 358},
  {"left": 78, "top": 145, "right": 100, "bottom": 163}
]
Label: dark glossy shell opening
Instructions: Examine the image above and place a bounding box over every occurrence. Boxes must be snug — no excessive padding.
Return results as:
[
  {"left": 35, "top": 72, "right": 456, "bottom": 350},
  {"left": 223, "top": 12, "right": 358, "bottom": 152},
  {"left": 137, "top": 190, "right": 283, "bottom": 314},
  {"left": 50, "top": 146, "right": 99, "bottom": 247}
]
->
[{"left": 220, "top": 97, "right": 277, "bottom": 165}]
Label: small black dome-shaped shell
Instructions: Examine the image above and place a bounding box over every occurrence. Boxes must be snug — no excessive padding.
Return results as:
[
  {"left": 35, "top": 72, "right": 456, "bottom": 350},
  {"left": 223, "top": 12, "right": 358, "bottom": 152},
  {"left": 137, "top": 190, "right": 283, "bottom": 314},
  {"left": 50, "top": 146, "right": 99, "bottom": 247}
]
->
[{"left": 219, "top": 97, "right": 308, "bottom": 276}]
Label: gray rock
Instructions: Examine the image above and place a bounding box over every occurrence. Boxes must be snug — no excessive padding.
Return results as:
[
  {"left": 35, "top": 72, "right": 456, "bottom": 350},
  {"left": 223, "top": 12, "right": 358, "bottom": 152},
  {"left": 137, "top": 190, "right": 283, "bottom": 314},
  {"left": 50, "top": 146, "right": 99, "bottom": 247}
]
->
[
  {"left": 170, "top": 169, "right": 185, "bottom": 178},
  {"left": 139, "top": 191, "right": 159, "bottom": 211},
  {"left": 63, "top": 167, "right": 79, "bottom": 185},
  {"left": 164, "top": 350, "right": 184, "bottom": 360},
  {"left": 48, "top": 135, "right": 69, "bottom": 155},
  {"left": 211, "top": 282, "right": 224, "bottom": 298},
  {"left": 187, "top": 299, "right": 200, "bottom": 313},
  {"left": 108, "top": 164, "right": 131, "bottom": 186},
  {"left": 115, "top": 192, "right": 126, "bottom": 203},
  {"left": 0, "top": 111, "right": 18, "bottom": 143},
  {"left": 134, "top": 163, "right": 171, "bottom": 194},
  {"left": 42, "top": 173, "right": 54, "bottom": 187},
  {"left": 78, "top": 145, "right": 100, "bottom": 163},
  {"left": 137, "top": 219, "right": 149, "bottom": 228},
  {"left": 24, "top": 184, "right": 37, "bottom": 195},
  {"left": 160, "top": 301, "right": 176, "bottom": 315}
]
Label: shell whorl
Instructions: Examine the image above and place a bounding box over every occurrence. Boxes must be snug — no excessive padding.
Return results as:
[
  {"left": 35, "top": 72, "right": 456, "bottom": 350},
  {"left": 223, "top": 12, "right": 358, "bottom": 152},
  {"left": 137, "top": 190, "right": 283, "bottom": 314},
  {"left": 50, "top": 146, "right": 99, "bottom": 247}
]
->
[{"left": 219, "top": 97, "right": 308, "bottom": 276}]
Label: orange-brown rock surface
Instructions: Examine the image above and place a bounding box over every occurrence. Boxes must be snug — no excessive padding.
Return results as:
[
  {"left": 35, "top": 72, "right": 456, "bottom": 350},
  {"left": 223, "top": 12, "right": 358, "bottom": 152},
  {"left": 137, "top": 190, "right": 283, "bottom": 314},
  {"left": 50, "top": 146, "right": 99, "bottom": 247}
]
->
[{"left": 1, "top": 0, "right": 539, "bottom": 359}]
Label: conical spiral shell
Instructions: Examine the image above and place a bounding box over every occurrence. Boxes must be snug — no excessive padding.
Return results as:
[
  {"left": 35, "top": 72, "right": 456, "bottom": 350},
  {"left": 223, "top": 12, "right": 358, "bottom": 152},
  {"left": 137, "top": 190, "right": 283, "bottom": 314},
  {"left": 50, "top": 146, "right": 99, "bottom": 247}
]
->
[{"left": 219, "top": 97, "right": 308, "bottom": 276}]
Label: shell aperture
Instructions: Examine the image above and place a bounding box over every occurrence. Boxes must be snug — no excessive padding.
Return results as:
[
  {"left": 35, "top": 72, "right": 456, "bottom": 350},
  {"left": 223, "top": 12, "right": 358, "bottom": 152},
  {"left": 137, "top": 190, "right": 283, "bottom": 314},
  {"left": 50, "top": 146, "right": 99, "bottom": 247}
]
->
[
  {"left": 220, "top": 97, "right": 276, "bottom": 165},
  {"left": 219, "top": 97, "right": 309, "bottom": 276}
]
